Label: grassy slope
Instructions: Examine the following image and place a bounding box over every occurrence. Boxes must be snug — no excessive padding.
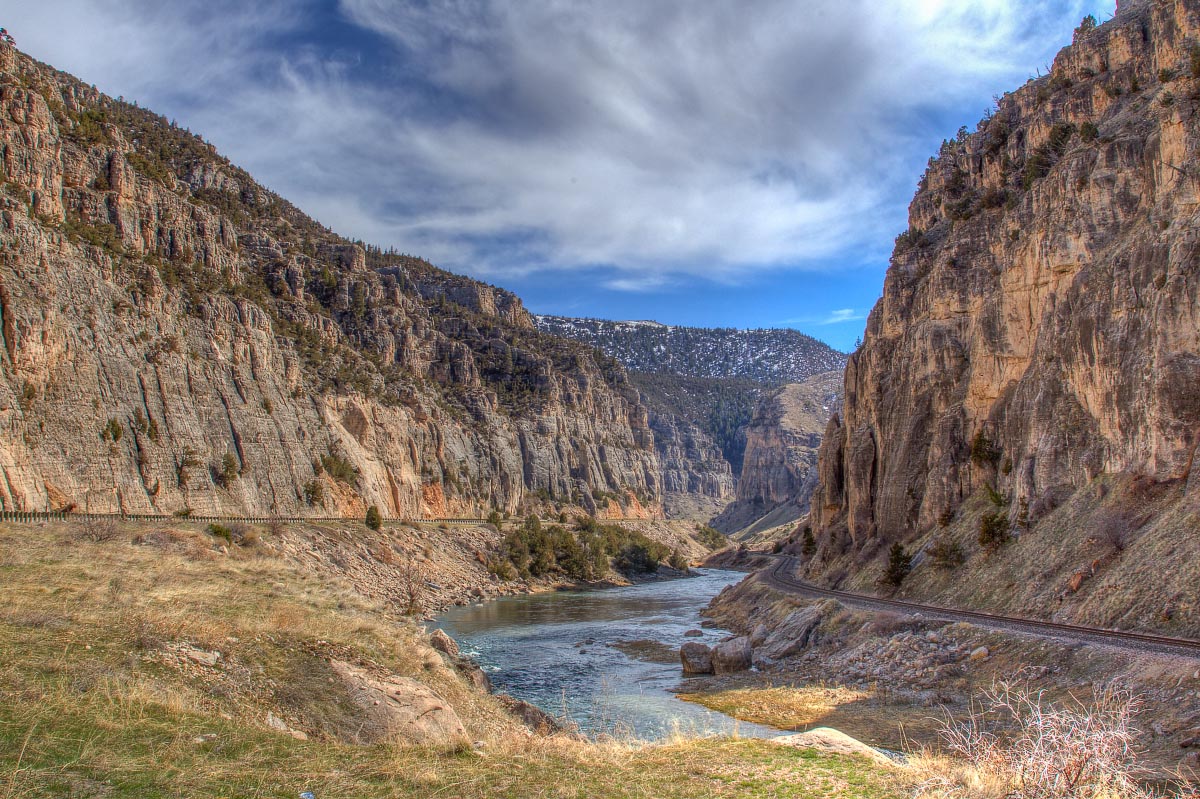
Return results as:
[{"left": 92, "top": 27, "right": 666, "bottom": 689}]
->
[{"left": 0, "top": 521, "right": 905, "bottom": 798}]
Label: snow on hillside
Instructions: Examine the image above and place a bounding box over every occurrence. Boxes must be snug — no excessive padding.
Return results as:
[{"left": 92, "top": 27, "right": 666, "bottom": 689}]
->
[{"left": 534, "top": 315, "right": 846, "bottom": 385}]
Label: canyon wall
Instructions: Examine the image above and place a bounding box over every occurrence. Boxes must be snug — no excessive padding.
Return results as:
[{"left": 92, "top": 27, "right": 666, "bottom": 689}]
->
[
  {"left": 814, "top": 0, "right": 1200, "bottom": 546},
  {"left": 0, "top": 46, "right": 661, "bottom": 518}
]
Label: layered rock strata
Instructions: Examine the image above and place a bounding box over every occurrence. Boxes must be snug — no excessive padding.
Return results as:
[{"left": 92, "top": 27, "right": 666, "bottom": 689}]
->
[
  {"left": 814, "top": 0, "right": 1200, "bottom": 546},
  {"left": 0, "top": 46, "right": 660, "bottom": 517}
]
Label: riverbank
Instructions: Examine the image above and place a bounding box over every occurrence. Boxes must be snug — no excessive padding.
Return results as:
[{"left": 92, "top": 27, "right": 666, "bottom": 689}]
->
[
  {"left": 0, "top": 519, "right": 913, "bottom": 798},
  {"left": 688, "top": 567, "right": 1200, "bottom": 779}
]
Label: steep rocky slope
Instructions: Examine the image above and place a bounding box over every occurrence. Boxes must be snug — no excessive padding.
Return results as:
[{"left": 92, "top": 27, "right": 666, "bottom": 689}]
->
[
  {"left": 533, "top": 316, "right": 845, "bottom": 384},
  {"left": 712, "top": 371, "right": 842, "bottom": 535},
  {"left": 538, "top": 315, "right": 847, "bottom": 523},
  {"left": 0, "top": 46, "right": 662, "bottom": 518},
  {"left": 808, "top": 0, "right": 1200, "bottom": 631}
]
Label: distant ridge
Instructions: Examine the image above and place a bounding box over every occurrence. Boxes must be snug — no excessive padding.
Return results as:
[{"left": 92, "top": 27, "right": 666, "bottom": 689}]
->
[{"left": 533, "top": 315, "right": 846, "bottom": 386}]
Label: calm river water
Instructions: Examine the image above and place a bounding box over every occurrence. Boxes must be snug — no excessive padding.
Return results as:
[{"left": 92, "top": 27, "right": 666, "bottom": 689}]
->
[{"left": 435, "top": 568, "right": 783, "bottom": 741}]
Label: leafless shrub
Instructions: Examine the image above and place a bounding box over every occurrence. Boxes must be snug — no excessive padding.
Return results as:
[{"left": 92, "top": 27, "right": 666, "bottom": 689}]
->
[
  {"left": 934, "top": 681, "right": 1157, "bottom": 798},
  {"left": 394, "top": 557, "right": 426, "bottom": 617},
  {"left": 77, "top": 517, "right": 120, "bottom": 543},
  {"left": 1095, "top": 511, "right": 1131, "bottom": 553}
]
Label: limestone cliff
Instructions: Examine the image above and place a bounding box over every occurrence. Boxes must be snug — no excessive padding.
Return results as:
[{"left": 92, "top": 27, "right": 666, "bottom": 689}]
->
[
  {"left": 809, "top": 0, "right": 1200, "bottom": 628},
  {"left": 0, "top": 46, "right": 661, "bottom": 517},
  {"left": 712, "top": 371, "right": 841, "bottom": 534}
]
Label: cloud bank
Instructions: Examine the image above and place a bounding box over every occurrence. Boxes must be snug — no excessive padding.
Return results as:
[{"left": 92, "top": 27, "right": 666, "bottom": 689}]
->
[{"left": 10, "top": 0, "right": 1108, "bottom": 286}]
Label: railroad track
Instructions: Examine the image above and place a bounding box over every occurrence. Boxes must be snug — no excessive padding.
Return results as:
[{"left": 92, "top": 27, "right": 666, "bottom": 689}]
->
[{"left": 759, "top": 555, "right": 1200, "bottom": 658}]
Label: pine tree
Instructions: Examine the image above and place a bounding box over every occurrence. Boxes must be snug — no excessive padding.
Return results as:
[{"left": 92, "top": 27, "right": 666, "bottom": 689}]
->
[
  {"left": 883, "top": 542, "right": 911, "bottom": 587},
  {"left": 801, "top": 526, "right": 817, "bottom": 558},
  {"left": 365, "top": 505, "right": 382, "bottom": 531}
]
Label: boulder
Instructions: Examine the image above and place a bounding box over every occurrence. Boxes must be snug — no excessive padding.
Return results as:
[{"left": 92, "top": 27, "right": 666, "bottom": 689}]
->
[
  {"left": 969, "top": 646, "right": 990, "bottom": 662},
  {"left": 683, "top": 629, "right": 704, "bottom": 638},
  {"left": 498, "top": 694, "right": 573, "bottom": 735},
  {"left": 776, "top": 727, "right": 896, "bottom": 767},
  {"left": 429, "top": 629, "right": 460, "bottom": 658},
  {"left": 330, "top": 660, "right": 466, "bottom": 745},
  {"left": 462, "top": 663, "right": 493, "bottom": 693},
  {"left": 757, "top": 605, "right": 824, "bottom": 660},
  {"left": 712, "top": 636, "right": 752, "bottom": 674},
  {"left": 680, "top": 642, "right": 714, "bottom": 674}
]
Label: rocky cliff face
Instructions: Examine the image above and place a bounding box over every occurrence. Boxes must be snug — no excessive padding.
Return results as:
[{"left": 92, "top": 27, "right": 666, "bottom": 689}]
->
[
  {"left": 0, "top": 46, "right": 661, "bottom": 517},
  {"left": 712, "top": 371, "right": 842, "bottom": 533},
  {"left": 540, "top": 316, "right": 848, "bottom": 521},
  {"left": 811, "top": 1, "right": 1200, "bottom": 616}
]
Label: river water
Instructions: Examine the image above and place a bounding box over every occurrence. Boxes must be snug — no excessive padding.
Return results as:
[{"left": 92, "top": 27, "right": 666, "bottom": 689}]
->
[{"left": 435, "top": 568, "right": 783, "bottom": 741}]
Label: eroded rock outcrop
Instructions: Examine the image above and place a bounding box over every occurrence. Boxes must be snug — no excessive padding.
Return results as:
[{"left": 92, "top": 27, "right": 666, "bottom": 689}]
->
[
  {"left": 0, "top": 48, "right": 662, "bottom": 517},
  {"left": 813, "top": 0, "right": 1200, "bottom": 546},
  {"left": 713, "top": 371, "right": 842, "bottom": 533}
]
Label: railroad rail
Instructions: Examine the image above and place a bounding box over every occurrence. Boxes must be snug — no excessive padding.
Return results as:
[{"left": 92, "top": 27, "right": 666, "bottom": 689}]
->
[
  {"left": 760, "top": 555, "right": 1200, "bottom": 658},
  {"left": 0, "top": 510, "right": 494, "bottom": 526}
]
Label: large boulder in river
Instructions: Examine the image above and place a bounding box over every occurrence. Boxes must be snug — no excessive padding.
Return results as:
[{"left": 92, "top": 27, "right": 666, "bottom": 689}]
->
[
  {"left": 680, "top": 642, "right": 714, "bottom": 674},
  {"left": 712, "top": 636, "right": 753, "bottom": 674},
  {"left": 330, "top": 660, "right": 467, "bottom": 745}
]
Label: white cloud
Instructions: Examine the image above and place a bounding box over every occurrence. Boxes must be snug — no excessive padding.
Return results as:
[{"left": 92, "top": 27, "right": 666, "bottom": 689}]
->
[
  {"left": 821, "top": 309, "right": 867, "bottom": 325},
  {"left": 7, "top": 0, "right": 1111, "bottom": 287},
  {"left": 783, "top": 308, "right": 867, "bottom": 326}
]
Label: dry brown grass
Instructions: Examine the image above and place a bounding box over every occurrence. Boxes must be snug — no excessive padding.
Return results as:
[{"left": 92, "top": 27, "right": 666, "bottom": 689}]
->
[
  {"left": 679, "top": 681, "right": 947, "bottom": 753},
  {"left": 0, "top": 520, "right": 911, "bottom": 799}
]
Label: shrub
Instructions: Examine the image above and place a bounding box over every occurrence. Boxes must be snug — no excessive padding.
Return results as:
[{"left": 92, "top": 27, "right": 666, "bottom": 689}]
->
[
  {"left": 100, "top": 418, "right": 123, "bottom": 443},
  {"left": 978, "top": 511, "right": 1010, "bottom": 551},
  {"left": 668, "top": 549, "right": 689, "bottom": 571},
  {"left": 929, "top": 536, "right": 965, "bottom": 569},
  {"left": 1159, "top": 67, "right": 1177, "bottom": 83},
  {"left": 894, "top": 227, "right": 925, "bottom": 253},
  {"left": 302, "top": 479, "right": 324, "bottom": 506},
  {"left": 615, "top": 542, "right": 660, "bottom": 574},
  {"left": 694, "top": 524, "right": 726, "bottom": 550},
  {"left": 496, "top": 515, "right": 665, "bottom": 580},
  {"left": 1192, "top": 44, "right": 1200, "bottom": 79},
  {"left": 1079, "top": 121, "right": 1099, "bottom": 142},
  {"left": 78, "top": 517, "right": 120, "bottom": 543},
  {"left": 1096, "top": 510, "right": 1130, "bottom": 553},
  {"left": 980, "top": 187, "right": 1007, "bottom": 209},
  {"left": 486, "top": 510, "right": 503, "bottom": 529},
  {"left": 365, "top": 505, "right": 382, "bottom": 531},
  {"left": 882, "top": 542, "right": 911, "bottom": 587},
  {"left": 937, "top": 682, "right": 1153, "bottom": 799},
  {"left": 207, "top": 523, "right": 233, "bottom": 543},
  {"left": 319, "top": 453, "right": 359, "bottom": 486},
  {"left": 970, "top": 431, "right": 1002, "bottom": 468},
  {"left": 214, "top": 452, "right": 239, "bottom": 488},
  {"left": 1074, "top": 14, "right": 1097, "bottom": 39},
  {"left": 175, "top": 448, "right": 202, "bottom": 488}
]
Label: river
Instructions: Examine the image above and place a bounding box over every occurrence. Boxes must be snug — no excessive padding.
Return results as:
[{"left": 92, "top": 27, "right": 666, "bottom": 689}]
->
[{"left": 435, "top": 568, "right": 782, "bottom": 741}]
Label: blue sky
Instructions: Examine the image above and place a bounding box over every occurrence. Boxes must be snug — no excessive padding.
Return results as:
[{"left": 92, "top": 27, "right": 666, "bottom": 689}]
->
[{"left": 9, "top": 1, "right": 1114, "bottom": 350}]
